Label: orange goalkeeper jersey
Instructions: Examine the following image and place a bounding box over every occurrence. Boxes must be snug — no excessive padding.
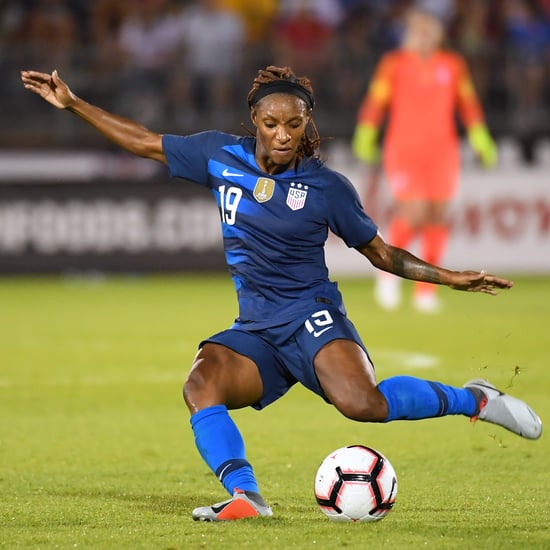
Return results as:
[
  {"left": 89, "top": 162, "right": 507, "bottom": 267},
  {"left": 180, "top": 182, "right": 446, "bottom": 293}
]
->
[{"left": 357, "top": 49, "right": 485, "bottom": 162}]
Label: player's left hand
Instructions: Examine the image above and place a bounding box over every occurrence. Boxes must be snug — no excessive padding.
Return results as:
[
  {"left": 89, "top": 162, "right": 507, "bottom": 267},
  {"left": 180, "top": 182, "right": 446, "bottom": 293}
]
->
[{"left": 447, "top": 270, "right": 513, "bottom": 295}]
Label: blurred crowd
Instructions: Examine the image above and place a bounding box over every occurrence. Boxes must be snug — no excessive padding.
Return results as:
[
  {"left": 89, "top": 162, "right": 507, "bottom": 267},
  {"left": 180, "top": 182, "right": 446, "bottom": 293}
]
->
[{"left": 2, "top": 0, "right": 550, "bottom": 164}]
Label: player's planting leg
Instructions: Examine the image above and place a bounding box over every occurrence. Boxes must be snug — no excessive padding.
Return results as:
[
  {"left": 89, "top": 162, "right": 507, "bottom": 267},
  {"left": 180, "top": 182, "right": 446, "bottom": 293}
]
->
[
  {"left": 190, "top": 404, "right": 272, "bottom": 521},
  {"left": 192, "top": 489, "right": 273, "bottom": 522},
  {"left": 377, "top": 375, "right": 542, "bottom": 439}
]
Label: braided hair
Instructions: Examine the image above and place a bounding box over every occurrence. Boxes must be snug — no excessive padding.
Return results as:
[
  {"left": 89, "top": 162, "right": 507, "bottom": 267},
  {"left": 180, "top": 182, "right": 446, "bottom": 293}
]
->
[{"left": 247, "top": 66, "right": 321, "bottom": 159}]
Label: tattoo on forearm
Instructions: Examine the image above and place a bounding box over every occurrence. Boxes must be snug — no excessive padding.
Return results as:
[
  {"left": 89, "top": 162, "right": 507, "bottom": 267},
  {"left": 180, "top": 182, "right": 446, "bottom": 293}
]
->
[{"left": 390, "top": 247, "right": 442, "bottom": 284}]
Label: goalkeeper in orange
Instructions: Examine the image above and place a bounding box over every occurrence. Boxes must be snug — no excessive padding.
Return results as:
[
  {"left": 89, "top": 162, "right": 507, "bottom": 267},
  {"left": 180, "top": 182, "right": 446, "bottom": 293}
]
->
[{"left": 353, "top": 7, "right": 497, "bottom": 313}]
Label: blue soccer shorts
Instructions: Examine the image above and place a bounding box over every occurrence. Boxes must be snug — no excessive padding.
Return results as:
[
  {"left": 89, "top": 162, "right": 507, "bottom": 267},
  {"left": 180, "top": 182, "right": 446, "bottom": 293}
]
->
[{"left": 200, "top": 308, "right": 369, "bottom": 409}]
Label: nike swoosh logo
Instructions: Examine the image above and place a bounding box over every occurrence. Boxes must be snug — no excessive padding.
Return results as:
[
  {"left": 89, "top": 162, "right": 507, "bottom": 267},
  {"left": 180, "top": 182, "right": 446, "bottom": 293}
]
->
[
  {"left": 217, "top": 464, "right": 232, "bottom": 480},
  {"left": 313, "top": 326, "right": 333, "bottom": 338},
  {"left": 222, "top": 168, "right": 243, "bottom": 177}
]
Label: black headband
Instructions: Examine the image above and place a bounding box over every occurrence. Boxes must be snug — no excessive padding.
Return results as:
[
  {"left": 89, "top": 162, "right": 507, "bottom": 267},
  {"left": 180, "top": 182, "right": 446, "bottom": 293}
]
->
[{"left": 249, "top": 80, "right": 315, "bottom": 110}]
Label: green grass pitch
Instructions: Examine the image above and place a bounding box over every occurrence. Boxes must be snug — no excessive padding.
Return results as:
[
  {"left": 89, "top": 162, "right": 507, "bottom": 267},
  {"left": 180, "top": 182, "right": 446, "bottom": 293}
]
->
[{"left": 1, "top": 273, "right": 549, "bottom": 549}]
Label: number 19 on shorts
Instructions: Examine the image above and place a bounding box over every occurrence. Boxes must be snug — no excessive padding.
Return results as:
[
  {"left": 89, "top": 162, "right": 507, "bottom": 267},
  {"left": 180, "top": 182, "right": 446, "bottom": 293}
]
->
[{"left": 305, "top": 310, "right": 334, "bottom": 338}]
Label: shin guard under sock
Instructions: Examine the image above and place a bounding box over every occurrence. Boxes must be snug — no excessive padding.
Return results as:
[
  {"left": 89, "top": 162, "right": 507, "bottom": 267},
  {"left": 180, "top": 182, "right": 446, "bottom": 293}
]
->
[{"left": 190, "top": 405, "right": 259, "bottom": 495}]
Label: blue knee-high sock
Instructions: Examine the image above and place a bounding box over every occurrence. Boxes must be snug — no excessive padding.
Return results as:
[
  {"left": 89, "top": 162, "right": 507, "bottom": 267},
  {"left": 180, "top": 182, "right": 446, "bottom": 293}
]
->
[
  {"left": 190, "top": 404, "right": 259, "bottom": 495},
  {"left": 378, "top": 375, "right": 477, "bottom": 422}
]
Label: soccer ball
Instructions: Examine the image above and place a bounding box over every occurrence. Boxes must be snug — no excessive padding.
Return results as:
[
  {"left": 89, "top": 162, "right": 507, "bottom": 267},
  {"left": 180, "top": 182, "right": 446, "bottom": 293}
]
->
[{"left": 314, "top": 445, "right": 398, "bottom": 522}]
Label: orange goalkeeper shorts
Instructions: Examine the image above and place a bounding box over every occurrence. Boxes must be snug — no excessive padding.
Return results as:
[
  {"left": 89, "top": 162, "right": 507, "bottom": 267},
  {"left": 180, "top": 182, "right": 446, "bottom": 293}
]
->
[{"left": 383, "top": 146, "right": 459, "bottom": 201}]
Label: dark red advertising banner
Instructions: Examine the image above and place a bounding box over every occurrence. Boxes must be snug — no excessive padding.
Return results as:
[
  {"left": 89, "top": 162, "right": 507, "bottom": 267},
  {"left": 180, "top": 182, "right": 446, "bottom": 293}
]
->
[{"left": 0, "top": 179, "right": 226, "bottom": 274}]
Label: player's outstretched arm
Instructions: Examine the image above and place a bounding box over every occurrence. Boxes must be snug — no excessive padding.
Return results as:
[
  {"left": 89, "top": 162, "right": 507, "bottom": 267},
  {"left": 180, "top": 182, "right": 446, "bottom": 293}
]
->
[
  {"left": 357, "top": 233, "right": 513, "bottom": 295},
  {"left": 20, "top": 69, "right": 166, "bottom": 164}
]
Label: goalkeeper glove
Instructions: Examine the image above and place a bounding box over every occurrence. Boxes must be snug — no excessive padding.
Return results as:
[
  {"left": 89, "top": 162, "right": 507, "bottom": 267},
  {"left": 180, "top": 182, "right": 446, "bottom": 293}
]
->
[
  {"left": 468, "top": 123, "right": 498, "bottom": 168},
  {"left": 352, "top": 123, "right": 380, "bottom": 165}
]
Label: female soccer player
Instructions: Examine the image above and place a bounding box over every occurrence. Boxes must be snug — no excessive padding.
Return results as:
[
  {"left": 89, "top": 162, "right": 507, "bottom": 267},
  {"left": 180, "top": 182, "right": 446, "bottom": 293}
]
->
[
  {"left": 21, "top": 65, "right": 541, "bottom": 521},
  {"left": 352, "top": 8, "right": 498, "bottom": 312}
]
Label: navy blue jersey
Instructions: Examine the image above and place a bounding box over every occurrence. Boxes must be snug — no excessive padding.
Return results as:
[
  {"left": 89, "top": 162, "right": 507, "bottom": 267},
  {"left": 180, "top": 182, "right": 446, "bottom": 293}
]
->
[{"left": 162, "top": 131, "right": 378, "bottom": 329}]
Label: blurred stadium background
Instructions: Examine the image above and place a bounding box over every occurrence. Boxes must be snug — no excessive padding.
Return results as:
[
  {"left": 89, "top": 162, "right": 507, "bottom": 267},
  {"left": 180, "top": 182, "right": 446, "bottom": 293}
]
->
[
  {"left": 1, "top": 5, "right": 549, "bottom": 545},
  {"left": 1, "top": 0, "right": 549, "bottom": 275}
]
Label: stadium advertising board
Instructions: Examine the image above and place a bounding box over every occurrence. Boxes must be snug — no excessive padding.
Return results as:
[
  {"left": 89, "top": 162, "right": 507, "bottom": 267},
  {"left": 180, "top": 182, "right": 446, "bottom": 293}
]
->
[{"left": 0, "top": 179, "right": 224, "bottom": 273}]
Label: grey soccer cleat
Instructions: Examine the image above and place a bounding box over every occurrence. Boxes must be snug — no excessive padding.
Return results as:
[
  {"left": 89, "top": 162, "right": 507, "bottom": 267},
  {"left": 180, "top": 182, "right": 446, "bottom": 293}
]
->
[
  {"left": 464, "top": 378, "right": 542, "bottom": 440},
  {"left": 192, "top": 488, "right": 273, "bottom": 521}
]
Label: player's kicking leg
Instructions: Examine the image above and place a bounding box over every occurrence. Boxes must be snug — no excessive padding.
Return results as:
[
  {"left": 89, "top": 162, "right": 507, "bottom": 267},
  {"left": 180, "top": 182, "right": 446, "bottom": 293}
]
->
[
  {"left": 376, "top": 375, "right": 542, "bottom": 439},
  {"left": 465, "top": 379, "right": 542, "bottom": 439}
]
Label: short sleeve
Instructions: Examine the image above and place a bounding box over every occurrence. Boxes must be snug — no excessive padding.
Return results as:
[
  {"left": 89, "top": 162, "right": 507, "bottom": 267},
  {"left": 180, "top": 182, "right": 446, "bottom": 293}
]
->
[
  {"left": 162, "top": 131, "right": 237, "bottom": 187},
  {"left": 325, "top": 173, "right": 378, "bottom": 248}
]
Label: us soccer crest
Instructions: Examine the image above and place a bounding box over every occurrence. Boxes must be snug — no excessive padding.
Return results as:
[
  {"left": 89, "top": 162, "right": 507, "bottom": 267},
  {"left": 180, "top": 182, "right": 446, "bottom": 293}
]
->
[
  {"left": 286, "top": 182, "right": 308, "bottom": 211},
  {"left": 253, "top": 177, "right": 275, "bottom": 203}
]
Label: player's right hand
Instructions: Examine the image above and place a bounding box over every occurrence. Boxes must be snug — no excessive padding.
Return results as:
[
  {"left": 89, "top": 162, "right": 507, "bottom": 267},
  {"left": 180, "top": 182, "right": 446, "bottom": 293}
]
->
[
  {"left": 21, "top": 70, "right": 77, "bottom": 110},
  {"left": 352, "top": 123, "right": 380, "bottom": 165}
]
